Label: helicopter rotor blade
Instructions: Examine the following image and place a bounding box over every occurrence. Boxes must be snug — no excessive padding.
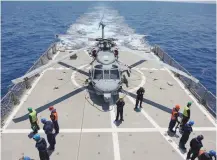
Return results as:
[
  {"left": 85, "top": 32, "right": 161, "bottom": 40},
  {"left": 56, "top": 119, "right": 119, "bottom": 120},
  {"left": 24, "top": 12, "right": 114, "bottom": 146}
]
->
[
  {"left": 11, "top": 47, "right": 87, "bottom": 84},
  {"left": 158, "top": 61, "right": 199, "bottom": 83},
  {"left": 127, "top": 50, "right": 199, "bottom": 83}
]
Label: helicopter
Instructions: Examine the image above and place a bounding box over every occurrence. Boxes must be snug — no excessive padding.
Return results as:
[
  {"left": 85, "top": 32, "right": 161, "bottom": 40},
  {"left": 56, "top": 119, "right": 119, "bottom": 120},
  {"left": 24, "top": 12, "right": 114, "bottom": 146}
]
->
[{"left": 11, "top": 21, "right": 199, "bottom": 103}]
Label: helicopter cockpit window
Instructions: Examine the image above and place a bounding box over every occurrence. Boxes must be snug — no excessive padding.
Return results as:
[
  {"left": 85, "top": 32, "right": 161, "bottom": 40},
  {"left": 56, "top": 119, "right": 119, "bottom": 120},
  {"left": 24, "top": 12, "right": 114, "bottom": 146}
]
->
[
  {"left": 104, "top": 70, "right": 110, "bottom": 79},
  {"left": 110, "top": 69, "right": 120, "bottom": 79},
  {"left": 112, "top": 65, "right": 118, "bottom": 69},
  {"left": 94, "top": 69, "right": 103, "bottom": 79}
]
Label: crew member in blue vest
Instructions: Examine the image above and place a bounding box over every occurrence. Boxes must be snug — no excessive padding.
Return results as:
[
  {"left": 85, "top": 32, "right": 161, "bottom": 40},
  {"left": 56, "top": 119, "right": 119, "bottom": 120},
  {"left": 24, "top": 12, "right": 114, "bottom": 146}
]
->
[
  {"left": 41, "top": 118, "right": 56, "bottom": 150},
  {"left": 33, "top": 134, "right": 49, "bottom": 160},
  {"left": 179, "top": 120, "right": 194, "bottom": 150}
]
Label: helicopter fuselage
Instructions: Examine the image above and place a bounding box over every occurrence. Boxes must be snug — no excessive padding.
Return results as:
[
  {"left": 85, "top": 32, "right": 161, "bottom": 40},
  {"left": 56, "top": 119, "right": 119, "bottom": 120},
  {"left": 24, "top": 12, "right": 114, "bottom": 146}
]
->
[{"left": 88, "top": 41, "right": 122, "bottom": 102}]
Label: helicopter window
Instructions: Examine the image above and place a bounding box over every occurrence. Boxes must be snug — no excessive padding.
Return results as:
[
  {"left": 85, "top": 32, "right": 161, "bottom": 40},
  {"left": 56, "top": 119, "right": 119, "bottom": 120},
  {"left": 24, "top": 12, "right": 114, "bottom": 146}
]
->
[
  {"left": 94, "top": 69, "right": 103, "bottom": 79},
  {"left": 95, "top": 65, "right": 103, "bottom": 69},
  {"left": 104, "top": 70, "right": 110, "bottom": 79},
  {"left": 112, "top": 65, "right": 118, "bottom": 69},
  {"left": 110, "top": 69, "right": 120, "bottom": 79}
]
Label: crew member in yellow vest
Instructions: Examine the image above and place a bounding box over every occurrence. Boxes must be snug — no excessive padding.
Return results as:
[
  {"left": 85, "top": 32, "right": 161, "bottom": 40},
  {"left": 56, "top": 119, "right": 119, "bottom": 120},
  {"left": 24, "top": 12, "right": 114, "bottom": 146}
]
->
[
  {"left": 28, "top": 107, "right": 40, "bottom": 134},
  {"left": 180, "top": 102, "right": 192, "bottom": 130},
  {"left": 49, "top": 106, "right": 59, "bottom": 135}
]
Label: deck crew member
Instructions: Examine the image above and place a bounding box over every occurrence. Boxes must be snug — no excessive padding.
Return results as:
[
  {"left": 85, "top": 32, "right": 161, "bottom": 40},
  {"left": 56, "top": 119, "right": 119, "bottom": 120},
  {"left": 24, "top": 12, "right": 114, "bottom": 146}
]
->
[
  {"left": 33, "top": 134, "right": 49, "bottom": 160},
  {"left": 28, "top": 107, "right": 40, "bottom": 134},
  {"left": 179, "top": 120, "right": 194, "bottom": 150},
  {"left": 168, "top": 105, "right": 180, "bottom": 133},
  {"left": 180, "top": 102, "right": 192, "bottom": 130},
  {"left": 134, "top": 87, "right": 145, "bottom": 109},
  {"left": 115, "top": 96, "right": 125, "bottom": 122},
  {"left": 41, "top": 118, "right": 56, "bottom": 150},
  {"left": 198, "top": 148, "right": 216, "bottom": 160},
  {"left": 187, "top": 135, "right": 204, "bottom": 160},
  {"left": 49, "top": 106, "right": 59, "bottom": 135}
]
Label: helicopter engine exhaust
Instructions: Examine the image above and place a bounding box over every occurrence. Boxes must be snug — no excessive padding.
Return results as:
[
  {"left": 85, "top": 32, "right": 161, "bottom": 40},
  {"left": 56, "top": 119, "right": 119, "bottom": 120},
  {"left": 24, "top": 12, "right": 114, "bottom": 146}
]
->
[
  {"left": 89, "top": 48, "right": 98, "bottom": 58},
  {"left": 114, "top": 48, "right": 119, "bottom": 57}
]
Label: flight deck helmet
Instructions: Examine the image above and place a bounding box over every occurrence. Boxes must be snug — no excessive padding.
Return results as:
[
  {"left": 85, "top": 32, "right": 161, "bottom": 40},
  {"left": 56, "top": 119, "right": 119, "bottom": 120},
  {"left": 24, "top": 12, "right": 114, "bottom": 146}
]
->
[
  {"left": 197, "top": 135, "right": 204, "bottom": 141},
  {"left": 187, "top": 102, "right": 192, "bottom": 107},
  {"left": 175, "top": 105, "right": 180, "bottom": 110},
  {"left": 33, "top": 134, "right": 40, "bottom": 141},
  {"left": 188, "top": 120, "right": 194, "bottom": 126},
  {"left": 209, "top": 150, "right": 216, "bottom": 157},
  {"left": 49, "top": 106, "right": 54, "bottom": 111},
  {"left": 41, "top": 118, "right": 47, "bottom": 124},
  {"left": 23, "top": 156, "right": 31, "bottom": 160},
  {"left": 28, "top": 107, "right": 33, "bottom": 112}
]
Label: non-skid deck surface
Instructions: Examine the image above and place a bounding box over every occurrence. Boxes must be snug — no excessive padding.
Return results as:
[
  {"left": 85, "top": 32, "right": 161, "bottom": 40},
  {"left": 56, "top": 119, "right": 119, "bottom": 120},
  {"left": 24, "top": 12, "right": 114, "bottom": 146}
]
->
[{"left": 1, "top": 47, "right": 216, "bottom": 160}]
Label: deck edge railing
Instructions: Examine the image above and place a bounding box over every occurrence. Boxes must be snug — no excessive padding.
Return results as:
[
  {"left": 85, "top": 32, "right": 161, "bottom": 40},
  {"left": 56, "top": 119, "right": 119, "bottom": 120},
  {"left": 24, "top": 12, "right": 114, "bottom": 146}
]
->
[
  {"left": 152, "top": 45, "right": 216, "bottom": 118},
  {"left": 1, "top": 42, "right": 59, "bottom": 126}
]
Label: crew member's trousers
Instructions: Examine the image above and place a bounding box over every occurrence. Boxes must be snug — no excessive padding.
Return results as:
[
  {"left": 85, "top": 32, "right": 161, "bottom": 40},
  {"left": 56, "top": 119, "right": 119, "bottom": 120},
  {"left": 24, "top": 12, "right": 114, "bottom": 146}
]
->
[
  {"left": 135, "top": 96, "right": 143, "bottom": 108},
  {"left": 39, "top": 150, "right": 49, "bottom": 160},
  {"left": 187, "top": 148, "right": 199, "bottom": 160},
  {"left": 179, "top": 133, "right": 190, "bottom": 147},
  {"left": 53, "top": 121, "right": 59, "bottom": 134},
  {"left": 116, "top": 108, "right": 123, "bottom": 121},
  {"left": 47, "top": 133, "right": 56, "bottom": 150},
  {"left": 168, "top": 119, "right": 176, "bottom": 132},
  {"left": 180, "top": 116, "right": 189, "bottom": 128},
  {"left": 31, "top": 121, "right": 40, "bottom": 133}
]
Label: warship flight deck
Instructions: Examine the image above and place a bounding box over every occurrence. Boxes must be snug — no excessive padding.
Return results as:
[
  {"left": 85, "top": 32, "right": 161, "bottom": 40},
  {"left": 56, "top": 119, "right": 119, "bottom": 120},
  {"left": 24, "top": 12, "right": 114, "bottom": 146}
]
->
[{"left": 1, "top": 44, "right": 216, "bottom": 160}]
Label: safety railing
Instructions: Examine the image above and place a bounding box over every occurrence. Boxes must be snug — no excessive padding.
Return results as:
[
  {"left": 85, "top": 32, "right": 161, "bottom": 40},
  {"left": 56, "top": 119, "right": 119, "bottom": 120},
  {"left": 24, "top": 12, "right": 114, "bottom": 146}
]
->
[
  {"left": 1, "top": 42, "right": 58, "bottom": 125},
  {"left": 152, "top": 45, "right": 216, "bottom": 118}
]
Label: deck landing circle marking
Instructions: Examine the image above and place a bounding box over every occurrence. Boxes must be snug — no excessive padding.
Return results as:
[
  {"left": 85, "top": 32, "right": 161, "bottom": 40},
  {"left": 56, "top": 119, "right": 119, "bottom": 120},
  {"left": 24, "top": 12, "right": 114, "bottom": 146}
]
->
[
  {"left": 71, "top": 64, "right": 89, "bottom": 88},
  {"left": 127, "top": 68, "right": 146, "bottom": 93}
]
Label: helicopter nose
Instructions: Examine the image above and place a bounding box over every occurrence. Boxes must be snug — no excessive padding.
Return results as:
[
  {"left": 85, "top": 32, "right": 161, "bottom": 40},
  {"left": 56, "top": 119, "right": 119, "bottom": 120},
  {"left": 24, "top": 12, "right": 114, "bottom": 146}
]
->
[{"left": 94, "top": 80, "right": 119, "bottom": 92}]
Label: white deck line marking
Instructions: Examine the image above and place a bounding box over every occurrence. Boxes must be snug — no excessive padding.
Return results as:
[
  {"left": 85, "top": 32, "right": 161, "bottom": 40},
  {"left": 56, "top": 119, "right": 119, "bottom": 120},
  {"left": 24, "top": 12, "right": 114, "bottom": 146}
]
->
[
  {"left": 110, "top": 101, "right": 121, "bottom": 160},
  {"left": 127, "top": 68, "right": 146, "bottom": 93},
  {"left": 1, "top": 127, "right": 216, "bottom": 133},
  {"left": 165, "top": 68, "right": 216, "bottom": 127},
  {"left": 126, "top": 95, "right": 186, "bottom": 159},
  {"left": 135, "top": 68, "right": 166, "bottom": 71},
  {"left": 84, "top": 50, "right": 92, "bottom": 60},
  {"left": 190, "top": 127, "right": 217, "bottom": 131},
  {"left": 71, "top": 64, "right": 89, "bottom": 88},
  {"left": 47, "top": 67, "right": 70, "bottom": 70},
  {"left": 2, "top": 51, "right": 61, "bottom": 130}
]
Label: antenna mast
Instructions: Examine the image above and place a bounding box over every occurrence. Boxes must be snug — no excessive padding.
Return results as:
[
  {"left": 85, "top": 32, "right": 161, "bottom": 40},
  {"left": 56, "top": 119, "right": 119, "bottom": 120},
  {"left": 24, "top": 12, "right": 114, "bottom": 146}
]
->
[{"left": 99, "top": 22, "right": 106, "bottom": 39}]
